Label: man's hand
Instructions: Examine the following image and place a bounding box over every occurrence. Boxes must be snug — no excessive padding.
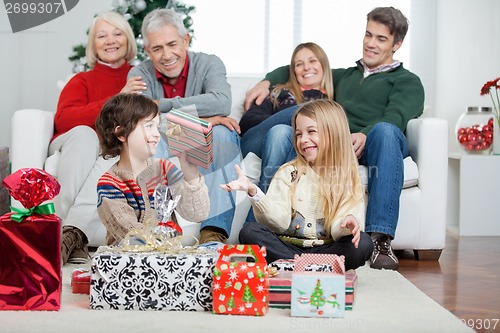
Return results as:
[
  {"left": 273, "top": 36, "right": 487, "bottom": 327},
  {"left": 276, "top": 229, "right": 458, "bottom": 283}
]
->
[
  {"left": 244, "top": 80, "right": 271, "bottom": 111},
  {"left": 351, "top": 133, "right": 367, "bottom": 159},
  {"left": 201, "top": 116, "right": 241, "bottom": 134}
]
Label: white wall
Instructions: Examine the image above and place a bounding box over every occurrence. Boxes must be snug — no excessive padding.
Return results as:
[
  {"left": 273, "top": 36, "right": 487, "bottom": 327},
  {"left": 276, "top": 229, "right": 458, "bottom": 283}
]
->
[
  {"left": 0, "top": 0, "right": 113, "bottom": 148},
  {"left": 1, "top": 0, "right": 500, "bottom": 155},
  {"left": 434, "top": 0, "right": 500, "bottom": 153}
]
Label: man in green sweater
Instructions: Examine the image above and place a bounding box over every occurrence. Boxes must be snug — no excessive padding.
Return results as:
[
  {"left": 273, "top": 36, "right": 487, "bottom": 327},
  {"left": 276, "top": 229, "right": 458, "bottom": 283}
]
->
[{"left": 243, "top": 7, "right": 424, "bottom": 270}]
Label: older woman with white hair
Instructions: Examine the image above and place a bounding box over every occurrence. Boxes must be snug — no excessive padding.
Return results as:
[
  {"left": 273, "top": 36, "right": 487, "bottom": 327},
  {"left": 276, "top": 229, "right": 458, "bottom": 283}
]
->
[{"left": 50, "top": 11, "right": 144, "bottom": 264}]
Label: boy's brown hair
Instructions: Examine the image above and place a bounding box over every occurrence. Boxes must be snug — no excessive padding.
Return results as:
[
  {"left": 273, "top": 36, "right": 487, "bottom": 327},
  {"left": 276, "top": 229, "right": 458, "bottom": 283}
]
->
[{"left": 95, "top": 93, "right": 159, "bottom": 159}]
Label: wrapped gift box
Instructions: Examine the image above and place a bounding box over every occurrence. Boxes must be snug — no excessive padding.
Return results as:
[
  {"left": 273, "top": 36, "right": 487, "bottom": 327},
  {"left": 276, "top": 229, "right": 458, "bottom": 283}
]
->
[
  {"left": 90, "top": 246, "right": 217, "bottom": 311},
  {"left": 0, "top": 147, "right": 9, "bottom": 215},
  {"left": 269, "top": 270, "right": 357, "bottom": 310},
  {"left": 71, "top": 268, "right": 91, "bottom": 295},
  {"left": 212, "top": 245, "right": 269, "bottom": 316},
  {"left": 164, "top": 108, "right": 213, "bottom": 168},
  {"left": 0, "top": 168, "right": 61, "bottom": 311},
  {"left": 291, "top": 254, "right": 346, "bottom": 318}
]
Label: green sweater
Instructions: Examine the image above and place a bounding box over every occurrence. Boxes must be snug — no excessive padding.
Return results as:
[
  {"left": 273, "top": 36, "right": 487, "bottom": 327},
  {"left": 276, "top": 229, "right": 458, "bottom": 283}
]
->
[{"left": 264, "top": 61, "right": 425, "bottom": 134}]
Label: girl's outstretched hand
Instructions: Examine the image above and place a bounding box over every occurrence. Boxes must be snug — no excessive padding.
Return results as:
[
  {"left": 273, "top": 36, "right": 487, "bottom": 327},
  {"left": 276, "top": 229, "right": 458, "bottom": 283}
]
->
[
  {"left": 340, "top": 215, "right": 361, "bottom": 248},
  {"left": 220, "top": 164, "right": 257, "bottom": 196}
]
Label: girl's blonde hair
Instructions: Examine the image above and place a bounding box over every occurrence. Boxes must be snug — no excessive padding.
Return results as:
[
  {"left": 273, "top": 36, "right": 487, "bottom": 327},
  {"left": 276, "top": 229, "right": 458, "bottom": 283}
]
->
[
  {"left": 271, "top": 42, "right": 334, "bottom": 106},
  {"left": 86, "top": 11, "right": 137, "bottom": 68},
  {"left": 290, "top": 99, "right": 364, "bottom": 236}
]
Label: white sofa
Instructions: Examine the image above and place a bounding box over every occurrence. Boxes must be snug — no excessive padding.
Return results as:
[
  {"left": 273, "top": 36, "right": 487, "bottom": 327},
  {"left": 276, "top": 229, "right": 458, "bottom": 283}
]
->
[{"left": 10, "top": 76, "right": 448, "bottom": 260}]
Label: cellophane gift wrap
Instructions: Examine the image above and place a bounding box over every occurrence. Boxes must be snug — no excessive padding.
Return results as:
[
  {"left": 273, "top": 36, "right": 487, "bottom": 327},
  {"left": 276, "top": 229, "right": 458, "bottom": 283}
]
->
[{"left": 0, "top": 168, "right": 61, "bottom": 310}]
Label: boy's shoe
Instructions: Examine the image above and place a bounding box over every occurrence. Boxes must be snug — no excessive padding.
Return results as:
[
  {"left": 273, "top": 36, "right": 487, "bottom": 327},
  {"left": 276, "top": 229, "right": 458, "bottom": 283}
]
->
[
  {"left": 370, "top": 234, "right": 399, "bottom": 270},
  {"left": 199, "top": 227, "right": 227, "bottom": 245},
  {"left": 61, "top": 226, "right": 89, "bottom": 265}
]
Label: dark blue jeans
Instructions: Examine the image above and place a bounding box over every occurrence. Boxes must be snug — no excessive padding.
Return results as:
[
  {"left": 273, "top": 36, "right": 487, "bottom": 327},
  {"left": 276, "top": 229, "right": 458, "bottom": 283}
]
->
[{"left": 359, "top": 122, "right": 408, "bottom": 238}]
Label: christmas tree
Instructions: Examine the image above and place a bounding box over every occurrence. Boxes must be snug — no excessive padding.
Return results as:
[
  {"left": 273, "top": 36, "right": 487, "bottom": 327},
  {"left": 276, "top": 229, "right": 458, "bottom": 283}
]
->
[
  {"left": 226, "top": 294, "right": 235, "bottom": 310},
  {"left": 310, "top": 279, "right": 326, "bottom": 309},
  {"left": 242, "top": 284, "right": 256, "bottom": 304},
  {"left": 69, "top": 0, "right": 195, "bottom": 72}
]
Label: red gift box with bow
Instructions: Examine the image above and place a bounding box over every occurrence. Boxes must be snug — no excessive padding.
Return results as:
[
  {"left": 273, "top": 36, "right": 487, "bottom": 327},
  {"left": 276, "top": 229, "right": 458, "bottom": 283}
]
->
[{"left": 0, "top": 168, "right": 61, "bottom": 311}]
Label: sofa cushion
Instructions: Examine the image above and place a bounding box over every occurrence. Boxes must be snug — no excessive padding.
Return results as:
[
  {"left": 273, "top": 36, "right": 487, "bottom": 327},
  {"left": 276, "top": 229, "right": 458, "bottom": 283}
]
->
[{"left": 242, "top": 152, "right": 419, "bottom": 190}]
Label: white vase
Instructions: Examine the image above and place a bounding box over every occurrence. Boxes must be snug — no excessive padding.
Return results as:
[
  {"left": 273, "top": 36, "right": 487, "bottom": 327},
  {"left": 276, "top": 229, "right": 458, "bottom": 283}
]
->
[{"left": 493, "top": 118, "right": 500, "bottom": 155}]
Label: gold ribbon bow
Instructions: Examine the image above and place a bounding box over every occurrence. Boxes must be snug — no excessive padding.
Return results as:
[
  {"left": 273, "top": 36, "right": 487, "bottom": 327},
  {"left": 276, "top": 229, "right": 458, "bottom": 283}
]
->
[{"left": 166, "top": 123, "right": 184, "bottom": 140}]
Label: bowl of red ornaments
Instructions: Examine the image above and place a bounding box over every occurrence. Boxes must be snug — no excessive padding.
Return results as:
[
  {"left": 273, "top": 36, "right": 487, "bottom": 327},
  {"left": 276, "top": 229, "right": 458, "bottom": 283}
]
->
[{"left": 456, "top": 106, "right": 494, "bottom": 154}]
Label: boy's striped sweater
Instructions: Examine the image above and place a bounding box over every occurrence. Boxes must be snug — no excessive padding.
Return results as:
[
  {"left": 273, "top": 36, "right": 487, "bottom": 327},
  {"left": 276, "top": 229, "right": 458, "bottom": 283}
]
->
[{"left": 97, "top": 158, "right": 209, "bottom": 245}]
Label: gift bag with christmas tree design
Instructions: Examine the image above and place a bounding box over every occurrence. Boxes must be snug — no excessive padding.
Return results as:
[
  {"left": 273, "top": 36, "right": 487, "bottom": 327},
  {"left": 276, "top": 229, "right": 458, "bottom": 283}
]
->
[
  {"left": 291, "top": 253, "right": 345, "bottom": 318},
  {"left": 212, "top": 244, "right": 269, "bottom": 316}
]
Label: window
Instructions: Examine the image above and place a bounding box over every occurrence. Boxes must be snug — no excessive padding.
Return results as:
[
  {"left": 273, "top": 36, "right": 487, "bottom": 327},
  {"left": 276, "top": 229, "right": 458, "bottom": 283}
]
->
[{"left": 188, "top": 0, "right": 411, "bottom": 76}]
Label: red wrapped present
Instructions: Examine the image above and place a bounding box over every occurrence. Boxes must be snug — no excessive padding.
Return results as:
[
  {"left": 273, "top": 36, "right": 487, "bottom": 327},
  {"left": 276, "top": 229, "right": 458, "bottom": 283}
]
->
[
  {"left": 0, "top": 168, "right": 61, "bottom": 311},
  {"left": 164, "top": 108, "right": 213, "bottom": 168},
  {"left": 213, "top": 245, "right": 269, "bottom": 316},
  {"left": 71, "top": 268, "right": 90, "bottom": 295},
  {"left": 0, "top": 147, "right": 9, "bottom": 215}
]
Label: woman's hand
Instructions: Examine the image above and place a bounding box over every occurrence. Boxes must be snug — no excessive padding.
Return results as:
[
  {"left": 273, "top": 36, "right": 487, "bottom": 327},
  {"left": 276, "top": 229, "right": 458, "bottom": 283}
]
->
[
  {"left": 120, "top": 76, "right": 147, "bottom": 94},
  {"left": 220, "top": 164, "right": 257, "bottom": 196},
  {"left": 244, "top": 80, "right": 271, "bottom": 111},
  {"left": 340, "top": 215, "right": 361, "bottom": 248},
  {"left": 179, "top": 151, "right": 200, "bottom": 184}
]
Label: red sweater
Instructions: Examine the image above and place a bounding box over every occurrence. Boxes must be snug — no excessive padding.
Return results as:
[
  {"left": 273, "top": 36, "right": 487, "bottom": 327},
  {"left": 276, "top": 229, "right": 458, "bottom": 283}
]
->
[{"left": 53, "top": 62, "right": 132, "bottom": 141}]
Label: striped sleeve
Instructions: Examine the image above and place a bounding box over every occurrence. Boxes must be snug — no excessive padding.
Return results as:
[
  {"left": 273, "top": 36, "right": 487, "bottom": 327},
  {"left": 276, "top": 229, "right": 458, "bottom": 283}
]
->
[{"left": 97, "top": 172, "right": 145, "bottom": 245}]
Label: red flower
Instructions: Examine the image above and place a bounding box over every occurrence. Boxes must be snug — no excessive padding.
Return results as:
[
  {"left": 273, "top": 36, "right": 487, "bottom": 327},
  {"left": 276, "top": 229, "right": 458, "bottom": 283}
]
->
[
  {"left": 481, "top": 77, "right": 500, "bottom": 129},
  {"left": 481, "top": 77, "right": 500, "bottom": 96}
]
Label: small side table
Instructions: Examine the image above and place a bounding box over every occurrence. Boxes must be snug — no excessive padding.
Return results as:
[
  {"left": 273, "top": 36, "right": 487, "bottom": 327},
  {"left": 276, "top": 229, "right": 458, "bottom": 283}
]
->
[{"left": 447, "top": 152, "right": 500, "bottom": 236}]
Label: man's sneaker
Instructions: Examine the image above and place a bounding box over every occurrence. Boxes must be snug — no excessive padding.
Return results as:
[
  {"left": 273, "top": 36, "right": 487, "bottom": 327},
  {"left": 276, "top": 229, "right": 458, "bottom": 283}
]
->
[
  {"left": 61, "top": 226, "right": 89, "bottom": 265},
  {"left": 370, "top": 234, "right": 399, "bottom": 270},
  {"left": 68, "top": 247, "right": 90, "bottom": 264}
]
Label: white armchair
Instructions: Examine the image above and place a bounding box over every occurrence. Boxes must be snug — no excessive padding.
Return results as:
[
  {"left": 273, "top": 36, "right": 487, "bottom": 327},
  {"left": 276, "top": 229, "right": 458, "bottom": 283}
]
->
[{"left": 11, "top": 77, "right": 448, "bottom": 259}]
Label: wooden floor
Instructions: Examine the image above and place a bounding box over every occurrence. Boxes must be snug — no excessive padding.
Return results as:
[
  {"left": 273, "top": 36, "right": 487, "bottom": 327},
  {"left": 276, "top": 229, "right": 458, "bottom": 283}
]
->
[{"left": 397, "top": 232, "right": 500, "bottom": 333}]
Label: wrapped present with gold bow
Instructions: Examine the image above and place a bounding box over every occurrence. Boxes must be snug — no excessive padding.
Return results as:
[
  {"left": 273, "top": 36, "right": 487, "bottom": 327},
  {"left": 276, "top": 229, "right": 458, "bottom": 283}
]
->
[
  {"left": 0, "top": 168, "right": 61, "bottom": 311},
  {"left": 162, "top": 108, "right": 213, "bottom": 168},
  {"left": 89, "top": 219, "right": 218, "bottom": 311}
]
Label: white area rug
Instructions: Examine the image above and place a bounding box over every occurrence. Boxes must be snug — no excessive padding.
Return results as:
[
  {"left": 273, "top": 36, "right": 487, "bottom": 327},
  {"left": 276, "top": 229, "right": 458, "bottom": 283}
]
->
[{"left": 1, "top": 263, "right": 473, "bottom": 333}]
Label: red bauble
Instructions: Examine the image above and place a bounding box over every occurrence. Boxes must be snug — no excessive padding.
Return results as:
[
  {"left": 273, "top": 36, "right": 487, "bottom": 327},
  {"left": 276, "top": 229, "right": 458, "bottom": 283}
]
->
[
  {"left": 467, "top": 133, "right": 479, "bottom": 145},
  {"left": 485, "top": 131, "right": 494, "bottom": 143},
  {"left": 458, "top": 134, "right": 469, "bottom": 144}
]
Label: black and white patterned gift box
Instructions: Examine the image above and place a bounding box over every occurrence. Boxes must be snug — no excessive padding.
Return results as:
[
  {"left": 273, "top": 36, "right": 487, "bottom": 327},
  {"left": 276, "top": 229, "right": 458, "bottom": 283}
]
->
[{"left": 90, "top": 246, "right": 216, "bottom": 311}]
